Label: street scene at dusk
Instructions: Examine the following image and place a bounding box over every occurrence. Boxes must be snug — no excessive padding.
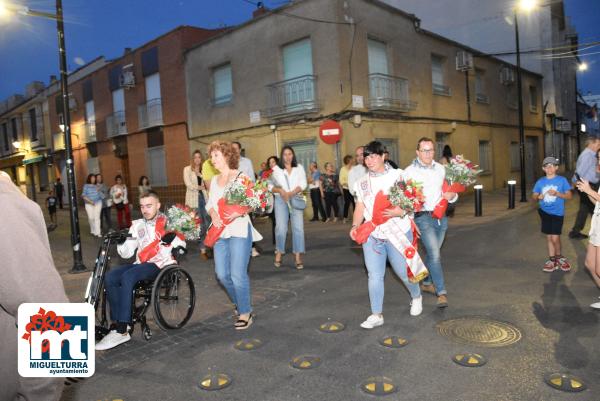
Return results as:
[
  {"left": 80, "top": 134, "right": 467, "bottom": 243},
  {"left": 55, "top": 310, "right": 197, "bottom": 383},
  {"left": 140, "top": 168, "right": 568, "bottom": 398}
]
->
[{"left": 1, "top": 1, "right": 600, "bottom": 400}]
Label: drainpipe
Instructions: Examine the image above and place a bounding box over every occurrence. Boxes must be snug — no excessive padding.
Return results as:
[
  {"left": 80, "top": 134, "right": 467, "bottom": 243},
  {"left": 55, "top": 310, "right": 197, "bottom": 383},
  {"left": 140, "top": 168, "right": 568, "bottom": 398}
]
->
[{"left": 465, "top": 71, "right": 472, "bottom": 124}]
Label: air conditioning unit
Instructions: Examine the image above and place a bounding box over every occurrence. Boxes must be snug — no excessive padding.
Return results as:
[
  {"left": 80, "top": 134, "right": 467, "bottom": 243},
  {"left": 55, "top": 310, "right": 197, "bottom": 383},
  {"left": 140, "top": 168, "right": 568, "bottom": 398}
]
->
[
  {"left": 119, "top": 65, "right": 136, "bottom": 89},
  {"left": 500, "top": 66, "right": 515, "bottom": 85},
  {"left": 455, "top": 51, "right": 474, "bottom": 71}
]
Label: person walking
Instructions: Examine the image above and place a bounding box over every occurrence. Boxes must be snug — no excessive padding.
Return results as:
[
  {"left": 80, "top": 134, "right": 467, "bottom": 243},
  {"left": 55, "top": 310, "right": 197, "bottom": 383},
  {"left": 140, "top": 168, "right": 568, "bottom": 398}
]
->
[
  {"left": 111, "top": 175, "right": 132, "bottom": 229},
  {"left": 206, "top": 140, "right": 262, "bottom": 329},
  {"left": 263, "top": 156, "right": 279, "bottom": 245},
  {"left": 349, "top": 141, "right": 422, "bottom": 329},
  {"left": 232, "top": 141, "right": 260, "bottom": 257},
  {"left": 96, "top": 173, "right": 112, "bottom": 233},
  {"left": 271, "top": 146, "right": 307, "bottom": 269},
  {"left": 404, "top": 137, "right": 458, "bottom": 308},
  {"left": 46, "top": 189, "right": 58, "bottom": 226},
  {"left": 82, "top": 173, "right": 103, "bottom": 237},
  {"left": 184, "top": 150, "right": 211, "bottom": 260},
  {"left": 54, "top": 177, "right": 64, "bottom": 209},
  {"left": 321, "top": 162, "right": 342, "bottom": 223},
  {"left": 569, "top": 135, "right": 600, "bottom": 239},
  {"left": 348, "top": 146, "right": 367, "bottom": 200},
  {"left": 308, "top": 162, "right": 326, "bottom": 222},
  {"left": 0, "top": 171, "right": 69, "bottom": 401},
  {"left": 340, "top": 155, "right": 355, "bottom": 223}
]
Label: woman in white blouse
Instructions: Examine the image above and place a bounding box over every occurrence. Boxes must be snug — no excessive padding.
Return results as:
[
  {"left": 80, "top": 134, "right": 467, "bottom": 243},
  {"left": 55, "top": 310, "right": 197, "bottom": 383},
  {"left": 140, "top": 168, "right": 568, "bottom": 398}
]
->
[
  {"left": 270, "top": 146, "right": 307, "bottom": 269},
  {"left": 184, "top": 150, "right": 210, "bottom": 260},
  {"left": 206, "top": 141, "right": 262, "bottom": 330},
  {"left": 110, "top": 174, "right": 131, "bottom": 229}
]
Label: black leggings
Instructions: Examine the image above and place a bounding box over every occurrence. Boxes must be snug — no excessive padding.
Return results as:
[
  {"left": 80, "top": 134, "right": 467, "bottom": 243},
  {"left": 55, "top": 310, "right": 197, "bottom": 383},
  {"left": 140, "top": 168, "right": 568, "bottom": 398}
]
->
[
  {"left": 310, "top": 188, "right": 326, "bottom": 220},
  {"left": 342, "top": 188, "right": 355, "bottom": 218},
  {"left": 324, "top": 192, "right": 339, "bottom": 218}
]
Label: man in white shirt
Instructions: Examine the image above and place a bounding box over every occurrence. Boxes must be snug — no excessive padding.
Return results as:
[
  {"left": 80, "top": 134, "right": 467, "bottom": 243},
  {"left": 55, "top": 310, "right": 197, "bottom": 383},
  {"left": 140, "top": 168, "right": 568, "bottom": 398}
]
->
[
  {"left": 404, "top": 137, "right": 458, "bottom": 309},
  {"left": 232, "top": 141, "right": 260, "bottom": 257},
  {"left": 348, "top": 146, "right": 367, "bottom": 198}
]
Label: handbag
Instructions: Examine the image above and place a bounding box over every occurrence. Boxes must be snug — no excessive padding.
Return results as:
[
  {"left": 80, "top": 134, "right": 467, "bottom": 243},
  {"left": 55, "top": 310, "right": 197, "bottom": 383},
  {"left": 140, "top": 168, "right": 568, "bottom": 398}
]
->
[{"left": 284, "top": 172, "right": 307, "bottom": 210}]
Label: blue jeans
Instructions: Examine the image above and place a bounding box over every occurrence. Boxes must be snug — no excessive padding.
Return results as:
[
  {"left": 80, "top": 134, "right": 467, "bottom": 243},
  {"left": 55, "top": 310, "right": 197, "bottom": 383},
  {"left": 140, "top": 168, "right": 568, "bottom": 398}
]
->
[
  {"left": 214, "top": 224, "right": 253, "bottom": 314},
  {"left": 415, "top": 214, "right": 448, "bottom": 295},
  {"left": 274, "top": 195, "right": 305, "bottom": 254},
  {"left": 362, "top": 233, "right": 421, "bottom": 314},
  {"left": 105, "top": 262, "right": 160, "bottom": 323}
]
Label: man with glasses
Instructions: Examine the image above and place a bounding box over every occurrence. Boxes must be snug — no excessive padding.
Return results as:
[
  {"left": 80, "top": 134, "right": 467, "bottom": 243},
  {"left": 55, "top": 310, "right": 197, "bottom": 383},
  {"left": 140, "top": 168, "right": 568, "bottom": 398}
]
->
[{"left": 404, "top": 137, "right": 458, "bottom": 308}]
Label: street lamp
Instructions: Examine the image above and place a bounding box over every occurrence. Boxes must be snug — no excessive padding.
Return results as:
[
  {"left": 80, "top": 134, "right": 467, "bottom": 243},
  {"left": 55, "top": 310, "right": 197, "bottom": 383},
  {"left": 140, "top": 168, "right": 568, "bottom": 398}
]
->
[
  {"left": 2, "top": 0, "right": 86, "bottom": 273},
  {"left": 514, "top": 0, "right": 537, "bottom": 202}
]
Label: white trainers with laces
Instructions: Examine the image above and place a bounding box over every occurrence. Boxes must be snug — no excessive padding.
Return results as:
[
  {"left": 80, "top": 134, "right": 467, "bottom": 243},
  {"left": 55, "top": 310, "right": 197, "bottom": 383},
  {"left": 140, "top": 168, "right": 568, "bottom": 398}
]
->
[
  {"left": 410, "top": 296, "right": 423, "bottom": 316},
  {"left": 95, "top": 330, "right": 131, "bottom": 351},
  {"left": 360, "top": 314, "right": 384, "bottom": 329}
]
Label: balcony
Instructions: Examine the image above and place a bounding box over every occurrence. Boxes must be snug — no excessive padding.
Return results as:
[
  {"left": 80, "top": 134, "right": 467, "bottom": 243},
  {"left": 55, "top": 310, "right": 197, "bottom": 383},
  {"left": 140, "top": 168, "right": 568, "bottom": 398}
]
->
[
  {"left": 52, "top": 132, "right": 65, "bottom": 152},
  {"left": 476, "top": 93, "right": 489, "bottom": 104},
  {"left": 82, "top": 121, "right": 97, "bottom": 144},
  {"left": 265, "top": 75, "right": 319, "bottom": 118},
  {"left": 368, "top": 73, "right": 415, "bottom": 112},
  {"left": 106, "top": 111, "right": 127, "bottom": 138},
  {"left": 433, "top": 83, "right": 451, "bottom": 96},
  {"left": 138, "top": 98, "right": 163, "bottom": 129}
]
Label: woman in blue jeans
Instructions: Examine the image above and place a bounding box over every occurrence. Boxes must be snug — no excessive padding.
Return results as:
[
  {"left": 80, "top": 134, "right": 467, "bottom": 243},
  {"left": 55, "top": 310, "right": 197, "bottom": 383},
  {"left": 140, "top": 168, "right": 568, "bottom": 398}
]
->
[
  {"left": 350, "top": 141, "right": 422, "bottom": 329},
  {"left": 206, "top": 140, "right": 263, "bottom": 330},
  {"left": 270, "top": 146, "right": 308, "bottom": 269}
]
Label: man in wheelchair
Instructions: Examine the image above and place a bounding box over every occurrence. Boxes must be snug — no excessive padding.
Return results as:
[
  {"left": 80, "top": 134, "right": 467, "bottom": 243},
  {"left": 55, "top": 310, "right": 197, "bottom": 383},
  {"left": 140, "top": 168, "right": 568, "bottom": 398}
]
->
[{"left": 95, "top": 190, "right": 186, "bottom": 350}]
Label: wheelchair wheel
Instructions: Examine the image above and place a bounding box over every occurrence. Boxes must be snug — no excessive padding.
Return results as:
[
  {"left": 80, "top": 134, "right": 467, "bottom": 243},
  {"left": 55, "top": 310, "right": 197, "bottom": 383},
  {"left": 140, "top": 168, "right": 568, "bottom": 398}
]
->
[{"left": 152, "top": 265, "right": 195, "bottom": 330}]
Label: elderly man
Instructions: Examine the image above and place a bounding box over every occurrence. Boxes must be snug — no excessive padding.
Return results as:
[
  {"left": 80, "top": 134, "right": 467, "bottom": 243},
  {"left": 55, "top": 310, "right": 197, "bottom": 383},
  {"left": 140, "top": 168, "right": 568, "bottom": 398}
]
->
[
  {"left": 0, "top": 171, "right": 69, "bottom": 401},
  {"left": 569, "top": 135, "right": 600, "bottom": 239}
]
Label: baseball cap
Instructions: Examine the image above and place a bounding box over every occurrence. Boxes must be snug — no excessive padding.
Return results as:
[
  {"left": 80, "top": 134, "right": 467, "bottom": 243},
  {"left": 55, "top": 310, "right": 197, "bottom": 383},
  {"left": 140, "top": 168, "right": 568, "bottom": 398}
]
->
[{"left": 542, "top": 156, "right": 559, "bottom": 166}]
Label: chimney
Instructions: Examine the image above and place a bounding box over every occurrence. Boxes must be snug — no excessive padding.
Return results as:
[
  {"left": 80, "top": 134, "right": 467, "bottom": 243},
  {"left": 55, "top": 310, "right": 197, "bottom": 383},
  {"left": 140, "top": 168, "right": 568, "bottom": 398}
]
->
[
  {"left": 123, "top": 47, "right": 132, "bottom": 55},
  {"left": 252, "top": 2, "right": 269, "bottom": 18},
  {"left": 49, "top": 75, "right": 58, "bottom": 84}
]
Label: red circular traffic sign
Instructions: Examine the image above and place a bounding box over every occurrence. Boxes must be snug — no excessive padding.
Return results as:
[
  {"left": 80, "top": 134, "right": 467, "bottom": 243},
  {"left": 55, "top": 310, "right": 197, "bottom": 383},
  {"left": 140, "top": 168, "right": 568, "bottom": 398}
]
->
[{"left": 319, "top": 120, "right": 342, "bottom": 144}]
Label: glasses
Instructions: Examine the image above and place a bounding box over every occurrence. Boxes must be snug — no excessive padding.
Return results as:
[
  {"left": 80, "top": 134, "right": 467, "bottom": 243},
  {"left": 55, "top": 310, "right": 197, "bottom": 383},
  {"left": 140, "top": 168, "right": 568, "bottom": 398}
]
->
[{"left": 418, "top": 148, "right": 435, "bottom": 154}]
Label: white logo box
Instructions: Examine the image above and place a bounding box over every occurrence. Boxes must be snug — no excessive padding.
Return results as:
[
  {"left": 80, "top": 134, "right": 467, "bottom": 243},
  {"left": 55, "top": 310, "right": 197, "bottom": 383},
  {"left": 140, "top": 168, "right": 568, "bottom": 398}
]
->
[{"left": 18, "top": 303, "right": 95, "bottom": 378}]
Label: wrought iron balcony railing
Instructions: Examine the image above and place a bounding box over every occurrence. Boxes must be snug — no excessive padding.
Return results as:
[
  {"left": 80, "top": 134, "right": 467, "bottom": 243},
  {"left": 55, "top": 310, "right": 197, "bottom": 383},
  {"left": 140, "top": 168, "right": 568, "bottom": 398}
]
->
[
  {"left": 265, "top": 75, "right": 319, "bottom": 118},
  {"left": 138, "top": 98, "right": 163, "bottom": 130},
  {"left": 106, "top": 111, "right": 127, "bottom": 138},
  {"left": 368, "top": 73, "right": 415, "bottom": 112}
]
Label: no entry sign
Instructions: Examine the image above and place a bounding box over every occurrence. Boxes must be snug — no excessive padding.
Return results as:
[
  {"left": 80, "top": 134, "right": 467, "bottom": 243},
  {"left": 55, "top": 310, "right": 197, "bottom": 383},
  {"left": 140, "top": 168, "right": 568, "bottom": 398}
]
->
[{"left": 319, "top": 120, "right": 342, "bottom": 144}]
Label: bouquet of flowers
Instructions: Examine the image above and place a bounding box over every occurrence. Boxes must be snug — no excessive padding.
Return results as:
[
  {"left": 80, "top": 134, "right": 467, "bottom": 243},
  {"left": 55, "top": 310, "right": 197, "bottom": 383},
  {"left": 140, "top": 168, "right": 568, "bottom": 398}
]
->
[
  {"left": 261, "top": 169, "right": 273, "bottom": 180},
  {"left": 165, "top": 204, "right": 202, "bottom": 240},
  {"left": 388, "top": 178, "right": 425, "bottom": 214},
  {"left": 204, "top": 176, "right": 273, "bottom": 247},
  {"left": 432, "top": 155, "right": 482, "bottom": 218}
]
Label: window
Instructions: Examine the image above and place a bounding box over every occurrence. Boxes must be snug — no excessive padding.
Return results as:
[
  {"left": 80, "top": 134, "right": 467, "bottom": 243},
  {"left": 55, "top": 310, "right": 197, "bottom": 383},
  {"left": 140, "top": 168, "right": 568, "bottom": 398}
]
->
[
  {"left": 475, "top": 69, "right": 488, "bottom": 103},
  {"left": 86, "top": 157, "right": 100, "bottom": 175},
  {"left": 146, "top": 146, "right": 167, "bottom": 186},
  {"left": 376, "top": 138, "right": 399, "bottom": 166},
  {"left": 367, "top": 38, "right": 389, "bottom": 75},
  {"left": 436, "top": 132, "right": 449, "bottom": 158},
  {"left": 11, "top": 117, "right": 18, "bottom": 141},
  {"left": 283, "top": 38, "right": 313, "bottom": 80},
  {"left": 478, "top": 140, "right": 491, "bottom": 172},
  {"left": 112, "top": 88, "right": 125, "bottom": 113},
  {"left": 284, "top": 139, "right": 316, "bottom": 172},
  {"left": 145, "top": 73, "right": 161, "bottom": 101},
  {"left": 431, "top": 55, "right": 450, "bottom": 95},
  {"left": 506, "top": 85, "right": 517, "bottom": 110},
  {"left": 29, "top": 108, "right": 38, "bottom": 142},
  {"left": 529, "top": 85, "right": 538, "bottom": 112},
  {"left": 212, "top": 64, "right": 232, "bottom": 105},
  {"left": 510, "top": 142, "right": 520, "bottom": 171},
  {"left": 2, "top": 122, "right": 8, "bottom": 151}
]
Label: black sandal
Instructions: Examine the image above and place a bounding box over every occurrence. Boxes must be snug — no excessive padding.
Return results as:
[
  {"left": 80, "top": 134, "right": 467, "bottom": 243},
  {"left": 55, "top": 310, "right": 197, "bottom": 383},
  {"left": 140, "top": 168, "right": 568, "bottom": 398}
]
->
[{"left": 234, "top": 314, "right": 254, "bottom": 330}]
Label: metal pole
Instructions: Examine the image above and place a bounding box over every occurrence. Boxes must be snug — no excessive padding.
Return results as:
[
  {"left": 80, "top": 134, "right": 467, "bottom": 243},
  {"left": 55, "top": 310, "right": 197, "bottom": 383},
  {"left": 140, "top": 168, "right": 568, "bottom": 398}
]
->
[
  {"left": 56, "top": 0, "right": 86, "bottom": 273},
  {"left": 515, "top": 11, "right": 527, "bottom": 202},
  {"left": 507, "top": 180, "right": 516, "bottom": 209},
  {"left": 474, "top": 184, "right": 483, "bottom": 217}
]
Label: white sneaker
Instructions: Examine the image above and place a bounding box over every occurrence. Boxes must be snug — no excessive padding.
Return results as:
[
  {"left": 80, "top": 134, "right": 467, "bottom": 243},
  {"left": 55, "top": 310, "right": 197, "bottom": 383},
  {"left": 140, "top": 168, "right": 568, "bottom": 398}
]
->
[
  {"left": 251, "top": 247, "right": 260, "bottom": 257},
  {"left": 410, "top": 296, "right": 423, "bottom": 316},
  {"left": 360, "top": 314, "right": 384, "bottom": 329},
  {"left": 95, "top": 330, "right": 131, "bottom": 351},
  {"left": 590, "top": 301, "right": 600, "bottom": 310}
]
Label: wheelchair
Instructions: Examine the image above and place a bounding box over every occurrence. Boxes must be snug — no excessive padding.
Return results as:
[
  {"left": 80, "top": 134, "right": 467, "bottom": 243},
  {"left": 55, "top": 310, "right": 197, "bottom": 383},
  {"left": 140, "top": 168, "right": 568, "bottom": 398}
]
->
[{"left": 85, "top": 229, "right": 196, "bottom": 341}]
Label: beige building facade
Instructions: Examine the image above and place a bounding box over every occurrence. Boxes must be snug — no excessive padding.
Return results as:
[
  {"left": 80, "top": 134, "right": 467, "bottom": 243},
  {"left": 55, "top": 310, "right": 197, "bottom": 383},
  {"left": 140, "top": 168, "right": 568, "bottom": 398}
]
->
[{"left": 185, "top": 0, "right": 544, "bottom": 191}]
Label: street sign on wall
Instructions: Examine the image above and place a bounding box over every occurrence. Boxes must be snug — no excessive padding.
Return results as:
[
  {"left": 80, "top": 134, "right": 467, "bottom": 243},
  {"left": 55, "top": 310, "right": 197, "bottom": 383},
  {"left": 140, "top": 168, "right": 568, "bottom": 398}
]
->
[{"left": 319, "top": 120, "right": 342, "bottom": 144}]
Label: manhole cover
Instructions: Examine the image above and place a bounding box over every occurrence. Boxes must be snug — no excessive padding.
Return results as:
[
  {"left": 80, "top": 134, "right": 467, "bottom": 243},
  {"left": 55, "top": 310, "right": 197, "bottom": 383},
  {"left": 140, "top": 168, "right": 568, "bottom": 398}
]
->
[
  {"left": 319, "top": 321, "right": 345, "bottom": 333},
  {"left": 545, "top": 373, "right": 587, "bottom": 392},
  {"left": 436, "top": 316, "right": 522, "bottom": 347},
  {"left": 379, "top": 336, "right": 408, "bottom": 349},
  {"left": 199, "top": 373, "right": 232, "bottom": 391},
  {"left": 360, "top": 376, "right": 398, "bottom": 396},
  {"left": 291, "top": 355, "right": 321, "bottom": 369},
  {"left": 234, "top": 338, "right": 263, "bottom": 351},
  {"left": 452, "top": 353, "right": 487, "bottom": 367}
]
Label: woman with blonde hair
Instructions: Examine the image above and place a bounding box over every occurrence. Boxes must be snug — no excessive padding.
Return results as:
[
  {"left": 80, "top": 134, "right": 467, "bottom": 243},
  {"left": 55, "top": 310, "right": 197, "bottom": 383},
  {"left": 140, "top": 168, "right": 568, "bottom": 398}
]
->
[
  {"left": 184, "top": 149, "right": 210, "bottom": 259},
  {"left": 206, "top": 140, "right": 262, "bottom": 329}
]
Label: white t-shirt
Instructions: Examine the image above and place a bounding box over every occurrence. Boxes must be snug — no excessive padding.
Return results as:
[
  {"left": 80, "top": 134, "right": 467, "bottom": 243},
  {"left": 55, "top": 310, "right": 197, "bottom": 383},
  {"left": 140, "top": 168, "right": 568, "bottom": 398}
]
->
[
  {"left": 271, "top": 164, "right": 308, "bottom": 196},
  {"left": 403, "top": 159, "right": 457, "bottom": 211},
  {"left": 348, "top": 164, "right": 367, "bottom": 197},
  {"left": 353, "top": 168, "right": 411, "bottom": 237}
]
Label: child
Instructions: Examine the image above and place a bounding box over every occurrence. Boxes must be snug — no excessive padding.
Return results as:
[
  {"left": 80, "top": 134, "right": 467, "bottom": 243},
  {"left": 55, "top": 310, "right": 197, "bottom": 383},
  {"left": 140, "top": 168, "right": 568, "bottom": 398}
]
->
[
  {"left": 46, "top": 189, "right": 58, "bottom": 226},
  {"left": 532, "top": 157, "right": 572, "bottom": 272}
]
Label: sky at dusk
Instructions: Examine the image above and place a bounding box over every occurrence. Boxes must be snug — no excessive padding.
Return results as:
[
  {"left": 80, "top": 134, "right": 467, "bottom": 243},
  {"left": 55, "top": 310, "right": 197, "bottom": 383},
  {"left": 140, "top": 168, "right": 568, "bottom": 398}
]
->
[{"left": 0, "top": 0, "right": 598, "bottom": 101}]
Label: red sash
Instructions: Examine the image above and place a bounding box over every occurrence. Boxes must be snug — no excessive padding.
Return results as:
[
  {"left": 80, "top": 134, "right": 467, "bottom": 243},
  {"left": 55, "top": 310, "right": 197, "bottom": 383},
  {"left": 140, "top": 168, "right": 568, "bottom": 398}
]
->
[
  {"left": 138, "top": 215, "right": 184, "bottom": 263},
  {"left": 204, "top": 198, "right": 251, "bottom": 248}
]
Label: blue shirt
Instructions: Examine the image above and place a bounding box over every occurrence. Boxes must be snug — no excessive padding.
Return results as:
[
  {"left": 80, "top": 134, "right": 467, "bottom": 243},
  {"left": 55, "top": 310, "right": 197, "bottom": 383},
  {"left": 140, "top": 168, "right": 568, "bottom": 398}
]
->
[
  {"left": 312, "top": 171, "right": 321, "bottom": 182},
  {"left": 82, "top": 184, "right": 103, "bottom": 204},
  {"left": 533, "top": 175, "right": 571, "bottom": 216}
]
